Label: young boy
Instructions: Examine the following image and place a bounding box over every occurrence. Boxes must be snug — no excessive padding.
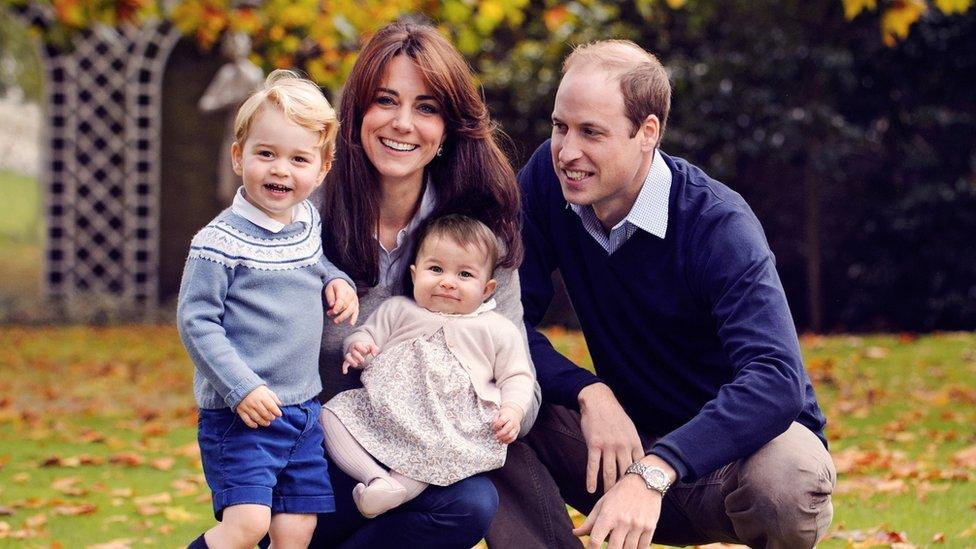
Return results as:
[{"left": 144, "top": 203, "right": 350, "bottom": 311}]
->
[{"left": 178, "top": 70, "right": 358, "bottom": 549}]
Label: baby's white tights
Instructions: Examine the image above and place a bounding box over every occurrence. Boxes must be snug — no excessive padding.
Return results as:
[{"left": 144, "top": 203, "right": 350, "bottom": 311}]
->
[{"left": 320, "top": 408, "right": 427, "bottom": 517}]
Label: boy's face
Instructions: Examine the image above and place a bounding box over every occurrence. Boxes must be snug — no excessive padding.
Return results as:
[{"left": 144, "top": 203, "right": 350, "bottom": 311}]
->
[
  {"left": 231, "top": 106, "right": 332, "bottom": 224},
  {"left": 410, "top": 235, "right": 496, "bottom": 315}
]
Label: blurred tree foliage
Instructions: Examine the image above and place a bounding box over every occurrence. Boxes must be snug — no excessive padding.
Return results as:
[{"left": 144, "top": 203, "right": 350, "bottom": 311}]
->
[
  {"left": 1, "top": 0, "right": 973, "bottom": 331},
  {"left": 0, "top": 8, "right": 42, "bottom": 100},
  {"left": 474, "top": 0, "right": 976, "bottom": 332}
]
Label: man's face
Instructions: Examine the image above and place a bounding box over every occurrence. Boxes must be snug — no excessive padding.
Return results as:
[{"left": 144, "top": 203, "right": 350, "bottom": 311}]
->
[{"left": 550, "top": 63, "right": 655, "bottom": 227}]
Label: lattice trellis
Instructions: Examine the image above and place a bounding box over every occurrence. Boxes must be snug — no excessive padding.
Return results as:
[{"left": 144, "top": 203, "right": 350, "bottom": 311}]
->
[{"left": 21, "top": 6, "right": 181, "bottom": 314}]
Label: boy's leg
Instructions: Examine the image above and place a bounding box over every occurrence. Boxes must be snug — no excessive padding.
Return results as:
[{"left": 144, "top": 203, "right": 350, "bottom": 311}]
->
[
  {"left": 268, "top": 513, "right": 317, "bottom": 549},
  {"left": 196, "top": 407, "right": 278, "bottom": 546},
  {"left": 205, "top": 504, "right": 271, "bottom": 548},
  {"left": 272, "top": 399, "right": 335, "bottom": 516}
]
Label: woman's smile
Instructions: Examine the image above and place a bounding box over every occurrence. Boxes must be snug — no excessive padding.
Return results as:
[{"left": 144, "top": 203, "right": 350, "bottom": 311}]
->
[{"left": 360, "top": 55, "right": 446, "bottom": 189}]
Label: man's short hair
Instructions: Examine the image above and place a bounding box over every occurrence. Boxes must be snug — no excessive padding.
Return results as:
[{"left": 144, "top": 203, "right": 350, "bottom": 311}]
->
[
  {"left": 234, "top": 69, "right": 339, "bottom": 160},
  {"left": 562, "top": 40, "right": 671, "bottom": 140},
  {"left": 417, "top": 214, "right": 500, "bottom": 275}
]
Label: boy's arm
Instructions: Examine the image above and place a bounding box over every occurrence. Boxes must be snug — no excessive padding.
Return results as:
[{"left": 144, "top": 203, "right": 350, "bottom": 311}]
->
[
  {"left": 177, "top": 257, "right": 265, "bottom": 410},
  {"left": 319, "top": 253, "right": 354, "bottom": 289}
]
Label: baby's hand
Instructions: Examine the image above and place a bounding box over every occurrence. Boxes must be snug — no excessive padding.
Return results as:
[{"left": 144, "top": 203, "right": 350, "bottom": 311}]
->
[
  {"left": 342, "top": 342, "right": 379, "bottom": 374},
  {"left": 236, "top": 385, "right": 283, "bottom": 428},
  {"left": 326, "top": 279, "right": 359, "bottom": 326},
  {"left": 492, "top": 403, "right": 524, "bottom": 444}
]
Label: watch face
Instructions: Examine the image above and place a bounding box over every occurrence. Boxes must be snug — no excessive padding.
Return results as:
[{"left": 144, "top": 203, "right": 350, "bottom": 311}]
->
[{"left": 647, "top": 468, "right": 668, "bottom": 486}]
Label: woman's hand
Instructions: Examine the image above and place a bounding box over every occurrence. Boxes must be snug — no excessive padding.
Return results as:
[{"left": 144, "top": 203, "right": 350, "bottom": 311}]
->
[
  {"left": 492, "top": 403, "right": 524, "bottom": 443},
  {"left": 342, "top": 341, "right": 379, "bottom": 374},
  {"left": 326, "top": 279, "right": 360, "bottom": 325},
  {"left": 236, "top": 385, "right": 283, "bottom": 428}
]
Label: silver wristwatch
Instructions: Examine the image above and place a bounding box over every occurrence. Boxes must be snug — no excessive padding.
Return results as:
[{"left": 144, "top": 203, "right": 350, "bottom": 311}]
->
[{"left": 625, "top": 462, "right": 672, "bottom": 496}]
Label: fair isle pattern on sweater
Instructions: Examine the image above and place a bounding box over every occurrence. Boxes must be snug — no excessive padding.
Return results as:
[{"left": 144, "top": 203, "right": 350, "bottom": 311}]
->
[{"left": 188, "top": 202, "right": 323, "bottom": 271}]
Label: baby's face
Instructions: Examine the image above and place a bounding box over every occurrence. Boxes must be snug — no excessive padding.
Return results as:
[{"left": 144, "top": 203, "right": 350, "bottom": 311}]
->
[
  {"left": 410, "top": 235, "right": 496, "bottom": 315},
  {"left": 232, "top": 106, "right": 330, "bottom": 224}
]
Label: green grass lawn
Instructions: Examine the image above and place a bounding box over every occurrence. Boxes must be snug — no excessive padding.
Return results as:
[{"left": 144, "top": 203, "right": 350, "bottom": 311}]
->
[{"left": 1, "top": 327, "right": 975, "bottom": 547}]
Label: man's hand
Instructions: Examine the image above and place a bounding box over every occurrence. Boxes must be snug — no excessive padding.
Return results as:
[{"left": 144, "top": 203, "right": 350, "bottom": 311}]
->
[
  {"left": 578, "top": 383, "right": 644, "bottom": 493},
  {"left": 491, "top": 403, "right": 524, "bottom": 443},
  {"left": 342, "top": 341, "right": 379, "bottom": 374},
  {"left": 236, "top": 385, "right": 283, "bottom": 428},
  {"left": 574, "top": 455, "right": 675, "bottom": 548},
  {"left": 572, "top": 470, "right": 661, "bottom": 549},
  {"left": 325, "top": 279, "right": 359, "bottom": 326}
]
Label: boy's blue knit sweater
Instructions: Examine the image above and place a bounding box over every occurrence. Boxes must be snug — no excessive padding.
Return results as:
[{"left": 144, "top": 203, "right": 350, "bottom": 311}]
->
[
  {"left": 177, "top": 201, "right": 352, "bottom": 410},
  {"left": 519, "top": 141, "right": 827, "bottom": 481}
]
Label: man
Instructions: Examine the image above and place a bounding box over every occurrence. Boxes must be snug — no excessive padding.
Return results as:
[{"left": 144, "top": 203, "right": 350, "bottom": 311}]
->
[{"left": 487, "top": 40, "right": 835, "bottom": 549}]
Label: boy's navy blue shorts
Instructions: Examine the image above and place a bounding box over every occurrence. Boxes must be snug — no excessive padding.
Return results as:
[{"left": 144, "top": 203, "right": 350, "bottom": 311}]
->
[{"left": 198, "top": 397, "right": 334, "bottom": 520}]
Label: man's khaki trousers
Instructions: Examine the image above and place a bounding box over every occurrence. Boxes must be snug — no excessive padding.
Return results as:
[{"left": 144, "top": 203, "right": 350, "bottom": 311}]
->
[{"left": 486, "top": 404, "right": 835, "bottom": 548}]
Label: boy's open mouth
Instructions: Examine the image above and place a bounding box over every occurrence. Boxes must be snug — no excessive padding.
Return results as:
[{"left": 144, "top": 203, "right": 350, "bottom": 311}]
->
[{"left": 263, "top": 183, "right": 292, "bottom": 193}]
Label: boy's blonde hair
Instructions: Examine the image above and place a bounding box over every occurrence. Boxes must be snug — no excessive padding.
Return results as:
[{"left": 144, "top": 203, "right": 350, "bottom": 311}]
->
[
  {"left": 234, "top": 69, "right": 339, "bottom": 160},
  {"left": 417, "top": 215, "right": 500, "bottom": 276}
]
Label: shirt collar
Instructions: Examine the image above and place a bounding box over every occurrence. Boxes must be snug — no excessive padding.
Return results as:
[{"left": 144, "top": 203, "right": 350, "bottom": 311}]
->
[
  {"left": 569, "top": 148, "right": 672, "bottom": 239},
  {"left": 429, "top": 298, "right": 497, "bottom": 318},
  {"left": 232, "top": 186, "right": 311, "bottom": 233}
]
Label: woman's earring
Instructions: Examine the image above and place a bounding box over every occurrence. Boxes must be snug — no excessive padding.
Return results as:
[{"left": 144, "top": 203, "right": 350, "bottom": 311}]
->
[{"left": 436, "top": 146, "right": 443, "bottom": 157}]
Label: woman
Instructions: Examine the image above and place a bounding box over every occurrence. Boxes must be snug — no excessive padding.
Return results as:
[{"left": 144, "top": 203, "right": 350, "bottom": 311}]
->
[{"left": 312, "top": 20, "right": 541, "bottom": 548}]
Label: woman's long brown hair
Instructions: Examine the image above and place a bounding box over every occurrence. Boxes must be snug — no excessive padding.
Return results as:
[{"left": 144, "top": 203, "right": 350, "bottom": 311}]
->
[{"left": 321, "top": 20, "right": 522, "bottom": 290}]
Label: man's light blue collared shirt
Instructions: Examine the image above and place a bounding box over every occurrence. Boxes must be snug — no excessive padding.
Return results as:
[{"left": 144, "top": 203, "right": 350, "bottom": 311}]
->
[{"left": 569, "top": 149, "right": 672, "bottom": 254}]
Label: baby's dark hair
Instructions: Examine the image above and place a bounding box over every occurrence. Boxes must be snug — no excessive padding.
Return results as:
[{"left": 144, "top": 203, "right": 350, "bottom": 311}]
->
[{"left": 416, "top": 214, "right": 500, "bottom": 274}]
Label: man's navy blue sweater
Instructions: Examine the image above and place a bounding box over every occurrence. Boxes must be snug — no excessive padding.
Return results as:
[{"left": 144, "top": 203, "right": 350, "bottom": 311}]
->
[{"left": 519, "top": 141, "right": 827, "bottom": 481}]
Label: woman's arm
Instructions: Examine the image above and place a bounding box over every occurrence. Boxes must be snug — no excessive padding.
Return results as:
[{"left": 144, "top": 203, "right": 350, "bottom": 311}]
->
[{"left": 491, "top": 267, "right": 542, "bottom": 435}]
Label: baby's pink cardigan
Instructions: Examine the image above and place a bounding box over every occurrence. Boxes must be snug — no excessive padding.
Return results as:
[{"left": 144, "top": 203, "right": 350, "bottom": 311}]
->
[{"left": 343, "top": 296, "right": 536, "bottom": 414}]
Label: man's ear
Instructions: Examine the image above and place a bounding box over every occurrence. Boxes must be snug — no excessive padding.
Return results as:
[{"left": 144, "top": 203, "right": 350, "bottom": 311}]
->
[
  {"left": 231, "top": 142, "right": 244, "bottom": 176},
  {"left": 640, "top": 115, "right": 660, "bottom": 152},
  {"left": 483, "top": 278, "right": 497, "bottom": 300}
]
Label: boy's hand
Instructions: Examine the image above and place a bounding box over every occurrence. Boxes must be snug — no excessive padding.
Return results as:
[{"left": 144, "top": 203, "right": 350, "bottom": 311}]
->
[
  {"left": 342, "top": 342, "right": 379, "bottom": 374},
  {"left": 492, "top": 403, "right": 524, "bottom": 444},
  {"left": 236, "top": 386, "right": 283, "bottom": 428},
  {"left": 326, "top": 279, "right": 359, "bottom": 326}
]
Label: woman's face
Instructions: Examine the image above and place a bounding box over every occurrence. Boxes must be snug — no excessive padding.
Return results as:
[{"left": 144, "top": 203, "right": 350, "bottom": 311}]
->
[{"left": 360, "top": 55, "right": 447, "bottom": 189}]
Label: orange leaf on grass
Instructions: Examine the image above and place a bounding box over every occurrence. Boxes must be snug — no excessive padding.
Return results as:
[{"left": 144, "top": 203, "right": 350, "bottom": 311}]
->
[
  {"left": 136, "top": 504, "right": 160, "bottom": 516},
  {"left": 163, "top": 506, "right": 195, "bottom": 522},
  {"left": 24, "top": 513, "right": 46, "bottom": 528},
  {"left": 150, "top": 457, "right": 175, "bottom": 471},
  {"left": 76, "top": 429, "right": 106, "bottom": 443},
  {"left": 50, "top": 476, "right": 87, "bottom": 496},
  {"left": 952, "top": 445, "right": 976, "bottom": 468},
  {"left": 133, "top": 492, "right": 171, "bottom": 506},
  {"left": 87, "top": 539, "right": 134, "bottom": 549},
  {"left": 141, "top": 422, "right": 170, "bottom": 437},
  {"left": 109, "top": 453, "right": 144, "bottom": 467},
  {"left": 52, "top": 503, "right": 97, "bottom": 516}
]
